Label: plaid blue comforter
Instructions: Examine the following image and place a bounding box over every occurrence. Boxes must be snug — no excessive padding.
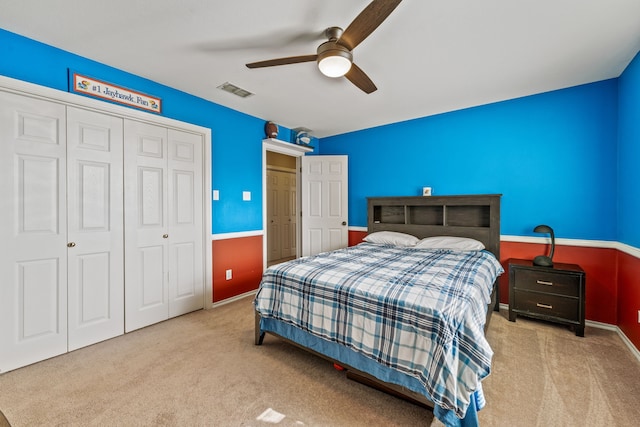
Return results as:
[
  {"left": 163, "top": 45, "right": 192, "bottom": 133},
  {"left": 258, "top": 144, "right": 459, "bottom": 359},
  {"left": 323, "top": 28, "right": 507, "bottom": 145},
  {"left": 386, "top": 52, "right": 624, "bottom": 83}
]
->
[{"left": 255, "top": 242, "right": 504, "bottom": 419}]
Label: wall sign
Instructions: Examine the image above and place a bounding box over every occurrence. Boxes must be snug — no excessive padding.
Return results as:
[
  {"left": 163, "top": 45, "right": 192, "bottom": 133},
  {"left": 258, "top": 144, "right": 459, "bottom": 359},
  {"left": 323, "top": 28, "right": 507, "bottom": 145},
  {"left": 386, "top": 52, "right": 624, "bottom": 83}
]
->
[{"left": 70, "top": 72, "right": 162, "bottom": 114}]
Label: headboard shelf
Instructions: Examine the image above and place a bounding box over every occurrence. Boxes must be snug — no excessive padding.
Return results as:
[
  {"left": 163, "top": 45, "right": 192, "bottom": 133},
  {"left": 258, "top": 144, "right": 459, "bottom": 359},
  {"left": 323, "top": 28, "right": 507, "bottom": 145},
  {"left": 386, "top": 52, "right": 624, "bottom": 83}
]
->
[{"left": 367, "top": 194, "right": 501, "bottom": 258}]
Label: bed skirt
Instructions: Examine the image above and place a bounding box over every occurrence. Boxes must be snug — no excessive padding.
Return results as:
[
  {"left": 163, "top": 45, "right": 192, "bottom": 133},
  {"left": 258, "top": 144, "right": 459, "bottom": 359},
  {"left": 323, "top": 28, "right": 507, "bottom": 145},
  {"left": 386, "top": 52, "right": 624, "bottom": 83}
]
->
[{"left": 258, "top": 316, "right": 483, "bottom": 427}]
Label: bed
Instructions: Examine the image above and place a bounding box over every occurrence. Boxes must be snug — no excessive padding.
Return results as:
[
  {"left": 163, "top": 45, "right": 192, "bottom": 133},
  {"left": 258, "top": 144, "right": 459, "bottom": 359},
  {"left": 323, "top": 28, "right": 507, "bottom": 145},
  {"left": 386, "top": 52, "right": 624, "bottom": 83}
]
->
[{"left": 254, "top": 195, "right": 503, "bottom": 426}]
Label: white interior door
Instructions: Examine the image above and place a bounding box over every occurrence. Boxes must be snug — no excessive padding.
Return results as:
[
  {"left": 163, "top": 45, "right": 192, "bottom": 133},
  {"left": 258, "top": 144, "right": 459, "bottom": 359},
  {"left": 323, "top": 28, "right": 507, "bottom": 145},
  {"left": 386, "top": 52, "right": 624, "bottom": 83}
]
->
[
  {"left": 0, "top": 92, "right": 68, "bottom": 372},
  {"left": 167, "top": 129, "right": 204, "bottom": 318},
  {"left": 124, "top": 120, "right": 169, "bottom": 332},
  {"left": 66, "top": 107, "right": 124, "bottom": 350},
  {"left": 301, "top": 155, "right": 348, "bottom": 256}
]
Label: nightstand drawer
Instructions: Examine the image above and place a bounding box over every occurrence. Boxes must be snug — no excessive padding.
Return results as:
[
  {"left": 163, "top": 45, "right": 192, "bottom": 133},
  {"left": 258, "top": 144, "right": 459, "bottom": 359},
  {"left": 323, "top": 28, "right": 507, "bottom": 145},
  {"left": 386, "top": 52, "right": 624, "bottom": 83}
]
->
[
  {"left": 513, "top": 269, "right": 580, "bottom": 297},
  {"left": 513, "top": 291, "right": 578, "bottom": 321}
]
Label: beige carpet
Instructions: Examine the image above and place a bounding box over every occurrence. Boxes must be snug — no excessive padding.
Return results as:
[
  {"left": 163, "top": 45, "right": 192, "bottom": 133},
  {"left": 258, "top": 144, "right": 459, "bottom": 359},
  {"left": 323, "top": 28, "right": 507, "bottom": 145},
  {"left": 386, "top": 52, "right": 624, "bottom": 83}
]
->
[{"left": 0, "top": 296, "right": 639, "bottom": 426}]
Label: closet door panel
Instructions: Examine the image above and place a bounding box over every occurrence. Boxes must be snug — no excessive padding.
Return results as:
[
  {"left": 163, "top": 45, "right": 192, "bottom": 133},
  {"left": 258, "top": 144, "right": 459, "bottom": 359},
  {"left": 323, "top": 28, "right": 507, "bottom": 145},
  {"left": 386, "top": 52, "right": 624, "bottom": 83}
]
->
[
  {"left": 67, "top": 107, "right": 124, "bottom": 351},
  {"left": 0, "top": 91, "right": 68, "bottom": 373},
  {"left": 124, "top": 120, "right": 169, "bottom": 332},
  {"left": 168, "top": 129, "right": 204, "bottom": 317}
]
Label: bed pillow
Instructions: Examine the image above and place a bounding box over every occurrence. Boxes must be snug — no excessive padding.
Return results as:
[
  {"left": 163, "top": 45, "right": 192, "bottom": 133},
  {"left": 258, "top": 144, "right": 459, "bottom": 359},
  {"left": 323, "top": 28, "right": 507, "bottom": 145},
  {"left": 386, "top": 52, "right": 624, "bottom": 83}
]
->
[
  {"left": 363, "top": 231, "right": 419, "bottom": 247},
  {"left": 415, "top": 236, "right": 485, "bottom": 251}
]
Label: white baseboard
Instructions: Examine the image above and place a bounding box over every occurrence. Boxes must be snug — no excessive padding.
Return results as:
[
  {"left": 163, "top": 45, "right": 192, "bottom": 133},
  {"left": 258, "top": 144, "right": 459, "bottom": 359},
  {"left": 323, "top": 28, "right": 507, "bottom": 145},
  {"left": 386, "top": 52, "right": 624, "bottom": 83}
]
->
[{"left": 210, "top": 290, "right": 256, "bottom": 309}]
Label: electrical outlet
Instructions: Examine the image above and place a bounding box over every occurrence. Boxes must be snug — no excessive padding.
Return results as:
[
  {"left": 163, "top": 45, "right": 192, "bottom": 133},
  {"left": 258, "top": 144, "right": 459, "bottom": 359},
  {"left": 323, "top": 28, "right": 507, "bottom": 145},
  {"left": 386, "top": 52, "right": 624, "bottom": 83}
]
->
[
  {"left": 226, "top": 269, "right": 232, "bottom": 280},
  {"left": 637, "top": 310, "right": 640, "bottom": 323}
]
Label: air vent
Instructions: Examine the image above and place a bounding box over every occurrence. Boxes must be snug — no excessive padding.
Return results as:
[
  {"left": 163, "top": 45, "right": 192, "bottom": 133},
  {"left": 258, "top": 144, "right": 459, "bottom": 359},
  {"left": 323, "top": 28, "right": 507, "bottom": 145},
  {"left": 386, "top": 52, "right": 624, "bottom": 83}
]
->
[{"left": 217, "top": 82, "right": 253, "bottom": 98}]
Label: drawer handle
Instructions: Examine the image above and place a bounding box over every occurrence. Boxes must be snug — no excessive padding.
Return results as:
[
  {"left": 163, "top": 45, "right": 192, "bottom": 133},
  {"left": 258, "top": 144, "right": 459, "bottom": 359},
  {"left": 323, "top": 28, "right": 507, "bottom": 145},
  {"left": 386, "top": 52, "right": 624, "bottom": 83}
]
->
[
  {"left": 536, "top": 303, "right": 553, "bottom": 309},
  {"left": 536, "top": 280, "right": 553, "bottom": 286}
]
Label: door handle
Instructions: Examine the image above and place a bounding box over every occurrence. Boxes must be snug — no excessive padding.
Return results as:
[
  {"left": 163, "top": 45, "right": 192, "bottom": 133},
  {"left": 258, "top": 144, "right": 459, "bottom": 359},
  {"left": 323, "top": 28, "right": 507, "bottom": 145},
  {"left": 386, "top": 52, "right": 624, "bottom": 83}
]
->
[
  {"left": 67, "top": 242, "right": 76, "bottom": 248},
  {"left": 163, "top": 234, "right": 169, "bottom": 239},
  {"left": 341, "top": 221, "right": 347, "bottom": 226}
]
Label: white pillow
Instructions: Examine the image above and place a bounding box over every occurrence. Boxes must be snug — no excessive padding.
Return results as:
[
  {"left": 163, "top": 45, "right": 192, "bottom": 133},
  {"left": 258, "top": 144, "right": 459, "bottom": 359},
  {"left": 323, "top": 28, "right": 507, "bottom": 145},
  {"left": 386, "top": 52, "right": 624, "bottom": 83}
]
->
[
  {"left": 415, "top": 236, "right": 485, "bottom": 251},
  {"left": 363, "top": 231, "right": 419, "bottom": 247}
]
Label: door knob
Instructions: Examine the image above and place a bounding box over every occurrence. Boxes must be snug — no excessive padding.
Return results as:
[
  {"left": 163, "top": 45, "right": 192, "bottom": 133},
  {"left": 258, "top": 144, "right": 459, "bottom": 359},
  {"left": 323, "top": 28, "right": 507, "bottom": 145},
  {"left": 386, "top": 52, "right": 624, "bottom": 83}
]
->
[
  {"left": 342, "top": 221, "right": 347, "bottom": 226},
  {"left": 67, "top": 242, "right": 76, "bottom": 248},
  {"left": 163, "top": 234, "right": 169, "bottom": 238}
]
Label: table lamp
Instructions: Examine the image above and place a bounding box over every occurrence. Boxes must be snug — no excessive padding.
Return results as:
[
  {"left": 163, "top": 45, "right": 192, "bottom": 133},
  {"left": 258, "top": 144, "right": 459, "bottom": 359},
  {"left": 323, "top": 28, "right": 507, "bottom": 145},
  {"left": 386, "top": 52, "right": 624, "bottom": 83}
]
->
[{"left": 533, "top": 224, "right": 555, "bottom": 267}]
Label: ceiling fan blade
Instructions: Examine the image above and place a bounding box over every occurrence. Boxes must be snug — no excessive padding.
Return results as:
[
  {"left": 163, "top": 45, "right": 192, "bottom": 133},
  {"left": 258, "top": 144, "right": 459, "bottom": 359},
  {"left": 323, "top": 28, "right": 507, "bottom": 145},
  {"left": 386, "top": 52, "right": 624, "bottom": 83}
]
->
[
  {"left": 338, "top": 0, "right": 402, "bottom": 51},
  {"left": 246, "top": 55, "right": 318, "bottom": 69},
  {"left": 345, "top": 63, "right": 377, "bottom": 94}
]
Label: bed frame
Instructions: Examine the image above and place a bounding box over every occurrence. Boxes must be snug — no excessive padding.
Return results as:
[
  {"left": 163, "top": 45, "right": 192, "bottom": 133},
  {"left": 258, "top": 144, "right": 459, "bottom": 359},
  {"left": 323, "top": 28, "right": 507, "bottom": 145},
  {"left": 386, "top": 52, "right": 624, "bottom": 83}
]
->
[{"left": 255, "top": 194, "right": 501, "bottom": 409}]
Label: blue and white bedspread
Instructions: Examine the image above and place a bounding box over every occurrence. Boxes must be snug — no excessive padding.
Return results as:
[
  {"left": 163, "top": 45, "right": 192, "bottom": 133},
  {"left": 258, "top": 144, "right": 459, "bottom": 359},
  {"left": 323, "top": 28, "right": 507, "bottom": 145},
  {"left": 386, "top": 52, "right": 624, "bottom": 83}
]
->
[{"left": 254, "top": 242, "right": 504, "bottom": 423}]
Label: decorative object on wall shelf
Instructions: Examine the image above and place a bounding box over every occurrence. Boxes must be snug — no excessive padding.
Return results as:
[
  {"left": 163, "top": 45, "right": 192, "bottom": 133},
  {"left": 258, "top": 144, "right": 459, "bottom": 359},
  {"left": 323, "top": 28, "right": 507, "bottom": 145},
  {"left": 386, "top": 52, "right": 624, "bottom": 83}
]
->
[
  {"left": 292, "top": 127, "right": 313, "bottom": 145},
  {"left": 296, "top": 131, "right": 311, "bottom": 145},
  {"left": 533, "top": 224, "right": 555, "bottom": 267},
  {"left": 265, "top": 121, "right": 278, "bottom": 139}
]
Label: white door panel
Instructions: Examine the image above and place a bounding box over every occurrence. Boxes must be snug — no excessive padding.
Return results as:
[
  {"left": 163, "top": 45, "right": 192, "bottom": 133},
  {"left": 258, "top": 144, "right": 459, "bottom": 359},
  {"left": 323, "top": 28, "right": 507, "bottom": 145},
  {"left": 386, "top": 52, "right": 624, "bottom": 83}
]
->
[
  {"left": 125, "top": 124, "right": 204, "bottom": 330},
  {"left": 124, "top": 121, "right": 169, "bottom": 332},
  {"left": 301, "top": 156, "right": 348, "bottom": 256},
  {"left": 168, "top": 129, "right": 204, "bottom": 317},
  {"left": 0, "top": 92, "right": 68, "bottom": 373},
  {"left": 67, "top": 107, "right": 124, "bottom": 351}
]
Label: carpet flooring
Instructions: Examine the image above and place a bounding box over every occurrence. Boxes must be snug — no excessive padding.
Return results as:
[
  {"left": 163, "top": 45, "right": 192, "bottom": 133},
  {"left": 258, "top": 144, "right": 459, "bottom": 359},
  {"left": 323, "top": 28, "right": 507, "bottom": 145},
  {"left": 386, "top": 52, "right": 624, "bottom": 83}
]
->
[{"left": 0, "top": 296, "right": 639, "bottom": 426}]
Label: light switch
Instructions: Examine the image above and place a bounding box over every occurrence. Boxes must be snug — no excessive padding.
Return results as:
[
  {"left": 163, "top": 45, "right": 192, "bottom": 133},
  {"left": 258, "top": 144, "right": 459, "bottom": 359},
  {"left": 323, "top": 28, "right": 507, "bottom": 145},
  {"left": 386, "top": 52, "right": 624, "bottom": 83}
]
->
[
  {"left": 243, "top": 191, "right": 251, "bottom": 201},
  {"left": 212, "top": 190, "right": 219, "bottom": 200}
]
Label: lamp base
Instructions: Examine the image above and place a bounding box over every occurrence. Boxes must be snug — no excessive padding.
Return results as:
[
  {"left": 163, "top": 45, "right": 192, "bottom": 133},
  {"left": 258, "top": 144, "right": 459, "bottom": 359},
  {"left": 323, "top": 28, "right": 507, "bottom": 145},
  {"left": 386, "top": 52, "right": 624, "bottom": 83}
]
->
[{"left": 533, "top": 255, "right": 553, "bottom": 267}]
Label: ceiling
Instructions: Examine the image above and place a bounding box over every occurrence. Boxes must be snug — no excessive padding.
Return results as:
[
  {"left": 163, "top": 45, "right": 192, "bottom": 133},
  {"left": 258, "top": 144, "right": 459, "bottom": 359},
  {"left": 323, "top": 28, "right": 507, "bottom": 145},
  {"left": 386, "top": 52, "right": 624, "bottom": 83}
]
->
[{"left": 1, "top": 0, "right": 639, "bottom": 138}]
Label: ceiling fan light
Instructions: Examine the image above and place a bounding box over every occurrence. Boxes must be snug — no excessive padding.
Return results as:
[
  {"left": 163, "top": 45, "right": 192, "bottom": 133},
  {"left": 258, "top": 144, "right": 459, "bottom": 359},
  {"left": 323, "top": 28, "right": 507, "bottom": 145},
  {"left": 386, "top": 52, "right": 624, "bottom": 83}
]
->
[{"left": 318, "top": 55, "right": 352, "bottom": 78}]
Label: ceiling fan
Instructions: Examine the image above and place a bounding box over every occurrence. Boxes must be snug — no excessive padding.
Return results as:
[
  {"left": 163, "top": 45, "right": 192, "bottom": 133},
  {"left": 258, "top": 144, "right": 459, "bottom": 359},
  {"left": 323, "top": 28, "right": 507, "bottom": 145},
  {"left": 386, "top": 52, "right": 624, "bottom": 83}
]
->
[{"left": 245, "top": 0, "right": 402, "bottom": 94}]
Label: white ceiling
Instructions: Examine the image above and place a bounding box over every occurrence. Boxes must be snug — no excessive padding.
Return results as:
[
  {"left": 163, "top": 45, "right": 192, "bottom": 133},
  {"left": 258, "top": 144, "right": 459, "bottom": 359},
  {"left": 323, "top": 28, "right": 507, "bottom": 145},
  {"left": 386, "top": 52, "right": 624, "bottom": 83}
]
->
[{"left": 1, "top": 0, "right": 639, "bottom": 137}]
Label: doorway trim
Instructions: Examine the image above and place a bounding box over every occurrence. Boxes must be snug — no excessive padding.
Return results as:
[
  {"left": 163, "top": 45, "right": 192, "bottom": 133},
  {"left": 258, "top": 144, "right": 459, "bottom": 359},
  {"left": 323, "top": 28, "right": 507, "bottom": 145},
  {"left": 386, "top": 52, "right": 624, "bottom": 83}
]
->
[{"left": 262, "top": 138, "right": 312, "bottom": 270}]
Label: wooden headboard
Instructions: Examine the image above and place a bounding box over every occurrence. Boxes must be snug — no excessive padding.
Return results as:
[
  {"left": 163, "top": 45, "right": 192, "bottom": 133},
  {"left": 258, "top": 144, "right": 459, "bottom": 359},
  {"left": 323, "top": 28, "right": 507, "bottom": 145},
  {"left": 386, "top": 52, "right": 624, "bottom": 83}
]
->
[{"left": 367, "top": 194, "right": 501, "bottom": 259}]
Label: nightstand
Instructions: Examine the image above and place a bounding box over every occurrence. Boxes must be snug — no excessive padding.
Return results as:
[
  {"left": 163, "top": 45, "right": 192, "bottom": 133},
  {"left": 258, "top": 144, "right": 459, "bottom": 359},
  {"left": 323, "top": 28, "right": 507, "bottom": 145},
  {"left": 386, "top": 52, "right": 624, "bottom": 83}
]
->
[{"left": 508, "top": 258, "right": 586, "bottom": 337}]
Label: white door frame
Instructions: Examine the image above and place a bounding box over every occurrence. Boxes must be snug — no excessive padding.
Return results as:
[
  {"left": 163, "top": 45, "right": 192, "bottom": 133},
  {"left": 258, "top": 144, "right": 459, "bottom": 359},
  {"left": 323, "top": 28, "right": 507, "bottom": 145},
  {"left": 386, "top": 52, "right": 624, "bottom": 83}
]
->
[
  {"left": 262, "top": 138, "right": 312, "bottom": 270},
  {"left": 0, "top": 75, "right": 213, "bottom": 310}
]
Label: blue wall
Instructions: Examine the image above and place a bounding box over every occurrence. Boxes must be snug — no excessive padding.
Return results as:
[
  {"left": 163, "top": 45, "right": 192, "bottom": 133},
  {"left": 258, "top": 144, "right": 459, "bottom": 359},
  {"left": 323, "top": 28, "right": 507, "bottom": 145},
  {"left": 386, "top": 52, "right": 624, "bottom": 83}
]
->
[
  {"left": 617, "top": 51, "right": 640, "bottom": 248},
  {"left": 320, "top": 81, "right": 619, "bottom": 241},
  {"left": 0, "top": 28, "right": 297, "bottom": 235},
  {"left": 2, "top": 28, "right": 635, "bottom": 244}
]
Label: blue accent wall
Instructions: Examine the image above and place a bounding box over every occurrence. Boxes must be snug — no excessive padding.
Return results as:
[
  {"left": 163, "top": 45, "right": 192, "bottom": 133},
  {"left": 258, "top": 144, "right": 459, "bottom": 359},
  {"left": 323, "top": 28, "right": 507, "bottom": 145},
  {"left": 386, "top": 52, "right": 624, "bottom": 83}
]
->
[
  {"left": 320, "top": 81, "right": 619, "bottom": 241},
  {"left": 0, "top": 28, "right": 294, "bottom": 234},
  {"left": 1, "top": 28, "right": 636, "bottom": 244},
  {"left": 618, "top": 51, "right": 640, "bottom": 248}
]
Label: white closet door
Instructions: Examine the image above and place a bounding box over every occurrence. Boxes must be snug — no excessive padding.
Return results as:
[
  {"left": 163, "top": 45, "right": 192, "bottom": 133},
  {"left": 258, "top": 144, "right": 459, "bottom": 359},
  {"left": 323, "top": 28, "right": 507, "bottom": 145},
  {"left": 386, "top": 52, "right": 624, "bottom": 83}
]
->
[
  {"left": 124, "top": 120, "right": 169, "bottom": 332},
  {"left": 0, "top": 92, "right": 68, "bottom": 372},
  {"left": 167, "top": 129, "right": 204, "bottom": 317},
  {"left": 66, "top": 107, "right": 124, "bottom": 350}
]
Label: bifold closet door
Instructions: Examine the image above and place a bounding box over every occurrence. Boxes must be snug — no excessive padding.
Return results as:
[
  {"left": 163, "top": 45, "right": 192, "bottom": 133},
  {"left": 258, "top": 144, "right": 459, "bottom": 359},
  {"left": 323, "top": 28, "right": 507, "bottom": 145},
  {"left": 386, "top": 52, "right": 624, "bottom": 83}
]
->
[
  {"left": 0, "top": 92, "right": 68, "bottom": 373},
  {"left": 66, "top": 107, "right": 124, "bottom": 351},
  {"left": 167, "top": 129, "right": 204, "bottom": 318},
  {"left": 124, "top": 121, "right": 169, "bottom": 332},
  {"left": 124, "top": 121, "right": 204, "bottom": 332}
]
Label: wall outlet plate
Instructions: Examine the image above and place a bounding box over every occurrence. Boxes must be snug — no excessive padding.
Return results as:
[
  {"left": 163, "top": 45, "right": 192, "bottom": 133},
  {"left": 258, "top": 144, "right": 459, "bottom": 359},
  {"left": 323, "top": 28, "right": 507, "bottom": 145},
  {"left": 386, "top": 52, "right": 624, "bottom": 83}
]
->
[{"left": 226, "top": 269, "right": 232, "bottom": 280}]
